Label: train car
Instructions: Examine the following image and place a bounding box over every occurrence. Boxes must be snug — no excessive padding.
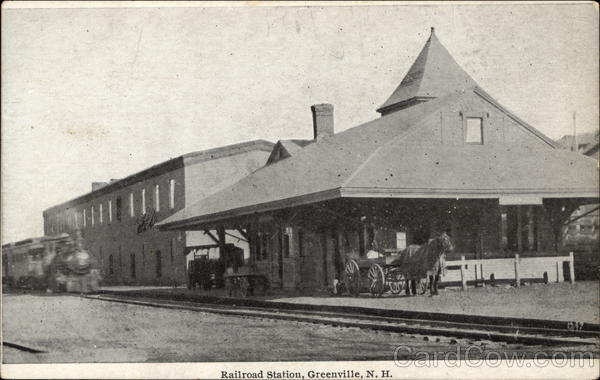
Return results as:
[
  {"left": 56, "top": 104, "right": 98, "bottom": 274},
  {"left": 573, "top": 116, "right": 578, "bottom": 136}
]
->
[
  {"left": 2, "top": 234, "right": 69, "bottom": 289},
  {"left": 2, "top": 232, "right": 101, "bottom": 292}
]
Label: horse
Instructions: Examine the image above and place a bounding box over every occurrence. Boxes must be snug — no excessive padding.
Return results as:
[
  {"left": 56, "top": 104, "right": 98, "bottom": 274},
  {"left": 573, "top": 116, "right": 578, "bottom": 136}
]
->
[{"left": 399, "top": 232, "right": 454, "bottom": 296}]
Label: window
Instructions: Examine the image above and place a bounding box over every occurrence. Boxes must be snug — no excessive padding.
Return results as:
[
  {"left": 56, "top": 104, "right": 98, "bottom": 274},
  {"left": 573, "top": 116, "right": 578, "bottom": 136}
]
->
[
  {"left": 83, "top": 208, "right": 87, "bottom": 227},
  {"left": 116, "top": 197, "right": 122, "bottom": 221},
  {"left": 170, "top": 238, "right": 175, "bottom": 263},
  {"left": 129, "top": 192, "right": 135, "bottom": 217},
  {"left": 108, "top": 200, "right": 113, "bottom": 224},
  {"left": 255, "top": 232, "right": 261, "bottom": 261},
  {"left": 367, "top": 225, "right": 375, "bottom": 250},
  {"left": 501, "top": 206, "right": 539, "bottom": 253},
  {"left": 580, "top": 224, "right": 594, "bottom": 235},
  {"left": 396, "top": 232, "right": 407, "bottom": 250},
  {"left": 75, "top": 212, "right": 79, "bottom": 229},
  {"left": 130, "top": 253, "right": 136, "bottom": 279},
  {"left": 169, "top": 179, "right": 175, "bottom": 209},
  {"left": 118, "top": 246, "right": 122, "bottom": 272},
  {"left": 465, "top": 117, "right": 483, "bottom": 144},
  {"left": 282, "top": 228, "right": 291, "bottom": 258},
  {"left": 91, "top": 206, "right": 95, "bottom": 226},
  {"left": 99, "top": 203, "right": 103, "bottom": 224},
  {"left": 260, "top": 233, "right": 269, "bottom": 260},
  {"left": 358, "top": 227, "right": 366, "bottom": 258},
  {"left": 298, "top": 230, "right": 304, "bottom": 257},
  {"left": 155, "top": 250, "right": 162, "bottom": 278},
  {"left": 154, "top": 184, "right": 160, "bottom": 211},
  {"left": 141, "top": 188, "right": 146, "bottom": 215},
  {"left": 108, "top": 254, "right": 114, "bottom": 275}
]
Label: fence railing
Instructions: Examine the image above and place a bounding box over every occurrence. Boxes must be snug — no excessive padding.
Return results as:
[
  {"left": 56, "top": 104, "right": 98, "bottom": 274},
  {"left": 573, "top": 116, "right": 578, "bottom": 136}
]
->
[{"left": 442, "top": 252, "right": 575, "bottom": 290}]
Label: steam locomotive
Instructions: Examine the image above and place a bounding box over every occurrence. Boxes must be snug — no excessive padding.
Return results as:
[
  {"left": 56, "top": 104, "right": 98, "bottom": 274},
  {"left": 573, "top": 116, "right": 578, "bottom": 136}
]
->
[{"left": 2, "top": 231, "right": 101, "bottom": 293}]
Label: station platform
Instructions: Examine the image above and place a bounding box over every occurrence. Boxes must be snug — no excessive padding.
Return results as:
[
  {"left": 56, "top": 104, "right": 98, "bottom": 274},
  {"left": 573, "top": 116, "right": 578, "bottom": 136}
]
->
[{"left": 99, "top": 281, "right": 600, "bottom": 327}]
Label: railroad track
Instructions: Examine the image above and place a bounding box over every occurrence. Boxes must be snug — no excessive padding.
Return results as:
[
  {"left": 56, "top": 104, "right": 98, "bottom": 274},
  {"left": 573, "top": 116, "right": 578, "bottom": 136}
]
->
[
  {"left": 3, "top": 341, "right": 47, "bottom": 353},
  {"left": 83, "top": 294, "right": 599, "bottom": 347}
]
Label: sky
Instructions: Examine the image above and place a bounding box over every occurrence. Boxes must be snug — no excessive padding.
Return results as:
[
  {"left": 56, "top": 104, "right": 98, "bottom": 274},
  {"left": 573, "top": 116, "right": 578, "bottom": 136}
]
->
[{"left": 1, "top": 2, "right": 598, "bottom": 244}]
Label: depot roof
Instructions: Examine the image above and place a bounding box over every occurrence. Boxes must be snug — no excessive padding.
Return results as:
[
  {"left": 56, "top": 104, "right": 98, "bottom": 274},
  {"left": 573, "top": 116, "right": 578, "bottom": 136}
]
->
[
  {"left": 158, "top": 88, "right": 598, "bottom": 230},
  {"left": 158, "top": 30, "right": 598, "bottom": 230}
]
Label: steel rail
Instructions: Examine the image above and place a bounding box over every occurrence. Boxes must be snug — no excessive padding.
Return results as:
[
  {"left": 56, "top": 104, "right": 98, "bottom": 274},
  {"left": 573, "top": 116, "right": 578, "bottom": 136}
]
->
[{"left": 82, "top": 294, "right": 599, "bottom": 347}]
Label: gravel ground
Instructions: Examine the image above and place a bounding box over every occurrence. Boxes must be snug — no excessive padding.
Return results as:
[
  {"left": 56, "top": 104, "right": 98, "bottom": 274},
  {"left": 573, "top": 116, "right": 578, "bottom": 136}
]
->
[
  {"left": 3, "top": 294, "right": 595, "bottom": 363},
  {"left": 273, "top": 282, "right": 600, "bottom": 324}
]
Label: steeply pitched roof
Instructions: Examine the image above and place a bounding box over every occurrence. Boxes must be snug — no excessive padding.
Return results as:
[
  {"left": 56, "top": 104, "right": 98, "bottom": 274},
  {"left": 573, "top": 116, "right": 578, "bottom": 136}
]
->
[
  {"left": 377, "top": 28, "right": 477, "bottom": 115},
  {"left": 158, "top": 89, "right": 598, "bottom": 230}
]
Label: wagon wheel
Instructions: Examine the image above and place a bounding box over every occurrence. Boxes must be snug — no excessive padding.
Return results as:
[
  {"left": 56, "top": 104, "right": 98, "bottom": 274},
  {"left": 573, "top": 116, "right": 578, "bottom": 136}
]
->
[
  {"left": 416, "top": 276, "right": 429, "bottom": 295},
  {"left": 368, "top": 264, "right": 386, "bottom": 297},
  {"left": 344, "top": 260, "right": 360, "bottom": 296},
  {"left": 389, "top": 273, "right": 405, "bottom": 295}
]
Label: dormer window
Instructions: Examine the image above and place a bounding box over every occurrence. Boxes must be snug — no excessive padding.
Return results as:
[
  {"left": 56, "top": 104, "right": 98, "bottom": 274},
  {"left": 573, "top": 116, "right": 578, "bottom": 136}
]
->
[{"left": 465, "top": 117, "right": 483, "bottom": 144}]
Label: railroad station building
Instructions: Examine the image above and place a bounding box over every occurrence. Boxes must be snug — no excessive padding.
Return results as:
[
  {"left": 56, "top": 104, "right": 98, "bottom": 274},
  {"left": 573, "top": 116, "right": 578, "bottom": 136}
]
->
[
  {"left": 158, "top": 29, "right": 599, "bottom": 292},
  {"left": 42, "top": 140, "right": 274, "bottom": 285}
]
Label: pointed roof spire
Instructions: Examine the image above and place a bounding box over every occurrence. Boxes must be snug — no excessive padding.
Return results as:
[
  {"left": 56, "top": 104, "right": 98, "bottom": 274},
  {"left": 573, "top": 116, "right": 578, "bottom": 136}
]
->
[{"left": 377, "top": 28, "right": 478, "bottom": 115}]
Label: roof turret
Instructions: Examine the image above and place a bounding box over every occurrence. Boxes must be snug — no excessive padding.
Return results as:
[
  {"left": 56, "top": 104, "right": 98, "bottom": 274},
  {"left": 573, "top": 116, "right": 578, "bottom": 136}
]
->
[{"left": 377, "top": 27, "right": 478, "bottom": 115}]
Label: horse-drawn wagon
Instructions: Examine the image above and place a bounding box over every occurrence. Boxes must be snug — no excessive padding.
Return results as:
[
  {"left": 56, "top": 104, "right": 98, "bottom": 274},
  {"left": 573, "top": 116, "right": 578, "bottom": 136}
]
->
[{"left": 342, "top": 232, "right": 453, "bottom": 297}]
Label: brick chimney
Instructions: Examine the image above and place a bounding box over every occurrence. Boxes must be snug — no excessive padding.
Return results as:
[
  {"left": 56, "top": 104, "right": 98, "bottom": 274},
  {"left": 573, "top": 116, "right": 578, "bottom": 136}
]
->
[{"left": 311, "top": 103, "right": 334, "bottom": 139}]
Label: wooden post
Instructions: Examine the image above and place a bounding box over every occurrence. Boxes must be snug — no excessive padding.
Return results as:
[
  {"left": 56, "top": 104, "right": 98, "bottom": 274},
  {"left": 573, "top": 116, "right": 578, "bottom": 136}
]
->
[
  {"left": 569, "top": 251, "right": 575, "bottom": 284},
  {"left": 217, "top": 225, "right": 226, "bottom": 259},
  {"left": 526, "top": 206, "right": 535, "bottom": 251},
  {"left": 480, "top": 263, "right": 485, "bottom": 287},
  {"left": 499, "top": 206, "right": 507, "bottom": 252},
  {"left": 514, "top": 253, "right": 520, "bottom": 287},
  {"left": 460, "top": 255, "right": 467, "bottom": 290},
  {"left": 246, "top": 223, "right": 254, "bottom": 266}
]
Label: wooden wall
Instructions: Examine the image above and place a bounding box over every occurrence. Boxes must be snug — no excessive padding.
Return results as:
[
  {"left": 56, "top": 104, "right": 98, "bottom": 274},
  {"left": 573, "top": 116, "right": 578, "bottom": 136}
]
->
[{"left": 250, "top": 199, "right": 572, "bottom": 292}]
